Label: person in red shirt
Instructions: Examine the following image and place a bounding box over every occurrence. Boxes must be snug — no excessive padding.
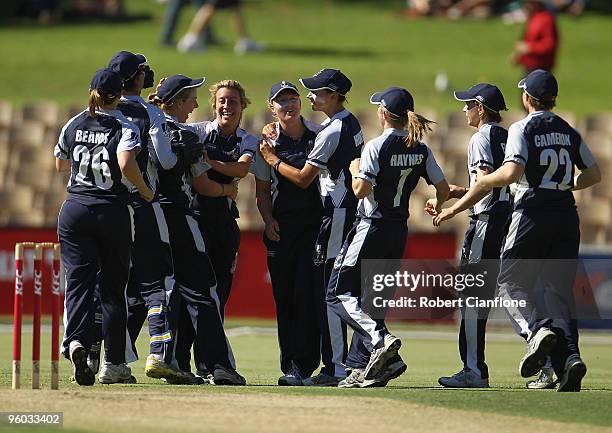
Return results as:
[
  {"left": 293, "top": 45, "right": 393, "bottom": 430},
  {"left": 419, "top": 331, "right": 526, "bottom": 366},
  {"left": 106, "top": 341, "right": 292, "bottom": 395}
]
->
[{"left": 510, "top": 0, "right": 559, "bottom": 72}]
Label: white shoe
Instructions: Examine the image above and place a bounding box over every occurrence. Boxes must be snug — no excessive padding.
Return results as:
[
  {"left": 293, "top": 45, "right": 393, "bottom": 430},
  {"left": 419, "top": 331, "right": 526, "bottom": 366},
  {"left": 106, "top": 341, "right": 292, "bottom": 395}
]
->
[
  {"left": 69, "top": 340, "right": 95, "bottom": 386},
  {"left": 438, "top": 368, "right": 489, "bottom": 388},
  {"left": 234, "top": 37, "right": 265, "bottom": 55},
  {"left": 519, "top": 327, "right": 557, "bottom": 378},
  {"left": 557, "top": 356, "right": 587, "bottom": 392},
  {"left": 98, "top": 362, "right": 136, "bottom": 384},
  {"left": 364, "top": 334, "right": 401, "bottom": 380},
  {"left": 177, "top": 33, "right": 205, "bottom": 53},
  {"left": 367, "top": 357, "right": 408, "bottom": 387},
  {"left": 526, "top": 367, "right": 557, "bottom": 389},
  {"left": 338, "top": 369, "right": 365, "bottom": 388}
]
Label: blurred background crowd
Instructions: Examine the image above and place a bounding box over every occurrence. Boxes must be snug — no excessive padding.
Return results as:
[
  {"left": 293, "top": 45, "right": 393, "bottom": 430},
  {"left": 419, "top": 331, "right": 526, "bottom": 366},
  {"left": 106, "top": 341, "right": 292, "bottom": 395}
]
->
[
  {"left": 4, "top": 0, "right": 612, "bottom": 25},
  {"left": 404, "top": 0, "right": 611, "bottom": 20}
]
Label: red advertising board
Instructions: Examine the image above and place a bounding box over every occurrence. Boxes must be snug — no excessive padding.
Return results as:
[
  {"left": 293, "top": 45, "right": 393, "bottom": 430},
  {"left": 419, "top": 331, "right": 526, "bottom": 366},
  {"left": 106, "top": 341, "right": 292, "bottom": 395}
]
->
[{"left": 0, "top": 229, "right": 457, "bottom": 318}]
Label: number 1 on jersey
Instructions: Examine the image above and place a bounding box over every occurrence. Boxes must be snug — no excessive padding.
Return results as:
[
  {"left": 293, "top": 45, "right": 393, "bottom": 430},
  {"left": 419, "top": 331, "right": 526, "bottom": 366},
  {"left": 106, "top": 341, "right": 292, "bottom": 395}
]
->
[{"left": 394, "top": 168, "right": 413, "bottom": 207}]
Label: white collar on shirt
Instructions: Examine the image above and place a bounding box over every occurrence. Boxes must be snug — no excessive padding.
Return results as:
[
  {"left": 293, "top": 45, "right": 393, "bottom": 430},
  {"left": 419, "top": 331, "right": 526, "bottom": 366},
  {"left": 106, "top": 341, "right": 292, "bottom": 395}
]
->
[
  {"left": 478, "top": 121, "right": 499, "bottom": 131},
  {"left": 323, "top": 108, "right": 350, "bottom": 125},
  {"left": 164, "top": 113, "right": 180, "bottom": 123},
  {"left": 98, "top": 108, "right": 123, "bottom": 118},
  {"left": 382, "top": 127, "right": 408, "bottom": 137},
  {"left": 211, "top": 118, "right": 247, "bottom": 139}
]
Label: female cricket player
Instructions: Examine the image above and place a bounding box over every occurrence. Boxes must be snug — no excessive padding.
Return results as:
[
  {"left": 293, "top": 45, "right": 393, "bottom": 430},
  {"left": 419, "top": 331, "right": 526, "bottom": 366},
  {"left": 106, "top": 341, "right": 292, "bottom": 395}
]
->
[
  {"left": 191, "top": 79, "right": 258, "bottom": 318},
  {"left": 328, "top": 86, "right": 450, "bottom": 388},
  {"left": 430, "top": 83, "right": 511, "bottom": 388},
  {"left": 55, "top": 68, "right": 153, "bottom": 385},
  {"left": 254, "top": 81, "right": 324, "bottom": 386}
]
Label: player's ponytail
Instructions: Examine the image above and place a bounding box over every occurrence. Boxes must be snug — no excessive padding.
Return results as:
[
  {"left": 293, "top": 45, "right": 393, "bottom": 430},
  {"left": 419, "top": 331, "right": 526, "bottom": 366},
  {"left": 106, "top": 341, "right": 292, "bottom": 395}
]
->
[
  {"left": 88, "top": 89, "right": 103, "bottom": 117},
  {"left": 405, "top": 111, "right": 435, "bottom": 148},
  {"left": 148, "top": 93, "right": 164, "bottom": 107},
  {"left": 88, "top": 89, "right": 119, "bottom": 117},
  {"left": 148, "top": 77, "right": 167, "bottom": 108}
]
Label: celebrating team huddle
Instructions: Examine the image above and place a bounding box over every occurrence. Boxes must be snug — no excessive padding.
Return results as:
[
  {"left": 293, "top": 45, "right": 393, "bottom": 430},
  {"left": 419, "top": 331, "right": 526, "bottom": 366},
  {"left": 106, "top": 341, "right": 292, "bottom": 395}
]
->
[{"left": 54, "top": 50, "right": 601, "bottom": 392}]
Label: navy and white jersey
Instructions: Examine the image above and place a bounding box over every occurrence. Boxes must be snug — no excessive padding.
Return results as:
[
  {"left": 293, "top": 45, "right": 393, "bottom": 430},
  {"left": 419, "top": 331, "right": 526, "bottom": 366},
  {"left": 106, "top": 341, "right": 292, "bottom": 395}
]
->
[
  {"left": 306, "top": 109, "right": 364, "bottom": 213},
  {"left": 467, "top": 122, "right": 511, "bottom": 215},
  {"left": 253, "top": 118, "right": 324, "bottom": 225},
  {"left": 156, "top": 115, "right": 211, "bottom": 210},
  {"left": 54, "top": 109, "right": 140, "bottom": 205},
  {"left": 187, "top": 119, "right": 258, "bottom": 219},
  {"left": 356, "top": 128, "right": 445, "bottom": 221},
  {"left": 117, "top": 95, "right": 176, "bottom": 203},
  {"left": 504, "top": 111, "right": 596, "bottom": 209}
]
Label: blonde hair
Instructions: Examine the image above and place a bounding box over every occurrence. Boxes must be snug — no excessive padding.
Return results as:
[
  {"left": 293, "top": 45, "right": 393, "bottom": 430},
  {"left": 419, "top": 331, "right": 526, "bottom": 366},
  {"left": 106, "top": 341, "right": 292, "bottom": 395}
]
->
[
  {"left": 209, "top": 80, "right": 251, "bottom": 111},
  {"left": 88, "top": 89, "right": 119, "bottom": 117},
  {"left": 385, "top": 108, "right": 435, "bottom": 147}
]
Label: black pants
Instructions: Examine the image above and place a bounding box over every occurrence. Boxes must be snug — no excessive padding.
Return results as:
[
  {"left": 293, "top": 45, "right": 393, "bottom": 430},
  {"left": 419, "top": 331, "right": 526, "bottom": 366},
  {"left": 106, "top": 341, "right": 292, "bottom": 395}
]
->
[
  {"left": 59, "top": 200, "right": 132, "bottom": 365},
  {"left": 498, "top": 207, "right": 580, "bottom": 378},
  {"left": 265, "top": 222, "right": 320, "bottom": 377},
  {"left": 197, "top": 215, "right": 240, "bottom": 318},
  {"left": 162, "top": 205, "right": 235, "bottom": 372},
  {"left": 125, "top": 201, "right": 176, "bottom": 363}
]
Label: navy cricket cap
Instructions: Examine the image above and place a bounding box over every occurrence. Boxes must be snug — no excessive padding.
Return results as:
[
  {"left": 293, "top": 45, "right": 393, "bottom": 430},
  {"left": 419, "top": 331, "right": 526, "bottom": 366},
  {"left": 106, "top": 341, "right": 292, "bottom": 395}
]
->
[
  {"left": 299, "top": 69, "right": 352, "bottom": 95},
  {"left": 518, "top": 69, "right": 558, "bottom": 101},
  {"left": 268, "top": 81, "right": 299, "bottom": 103},
  {"left": 108, "top": 51, "right": 148, "bottom": 81},
  {"left": 370, "top": 87, "right": 415, "bottom": 117},
  {"left": 90, "top": 68, "right": 123, "bottom": 95},
  {"left": 454, "top": 83, "right": 507, "bottom": 112},
  {"left": 157, "top": 74, "right": 205, "bottom": 103}
]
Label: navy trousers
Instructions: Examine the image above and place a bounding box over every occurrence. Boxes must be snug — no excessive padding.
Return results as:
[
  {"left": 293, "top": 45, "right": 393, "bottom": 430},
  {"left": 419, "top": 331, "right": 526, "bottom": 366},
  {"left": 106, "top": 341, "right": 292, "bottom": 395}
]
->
[
  {"left": 59, "top": 199, "right": 133, "bottom": 365},
  {"left": 162, "top": 205, "right": 235, "bottom": 373},
  {"left": 125, "top": 201, "right": 176, "bottom": 363},
  {"left": 314, "top": 209, "right": 371, "bottom": 376},
  {"left": 265, "top": 222, "right": 321, "bottom": 377},
  {"left": 197, "top": 215, "right": 240, "bottom": 318},
  {"left": 498, "top": 207, "right": 581, "bottom": 378},
  {"left": 327, "top": 219, "right": 407, "bottom": 368}
]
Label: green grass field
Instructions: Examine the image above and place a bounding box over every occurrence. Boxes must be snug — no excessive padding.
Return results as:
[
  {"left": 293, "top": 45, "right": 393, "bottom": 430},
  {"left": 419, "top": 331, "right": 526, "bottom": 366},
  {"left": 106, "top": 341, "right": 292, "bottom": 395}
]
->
[
  {"left": 2, "top": 320, "right": 612, "bottom": 433},
  {"left": 1, "top": 0, "right": 612, "bottom": 118}
]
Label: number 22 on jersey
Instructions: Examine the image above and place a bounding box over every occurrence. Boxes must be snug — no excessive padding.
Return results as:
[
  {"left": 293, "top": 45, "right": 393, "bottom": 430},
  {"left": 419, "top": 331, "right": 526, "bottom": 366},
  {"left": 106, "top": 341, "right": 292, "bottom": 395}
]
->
[{"left": 540, "top": 148, "right": 572, "bottom": 191}]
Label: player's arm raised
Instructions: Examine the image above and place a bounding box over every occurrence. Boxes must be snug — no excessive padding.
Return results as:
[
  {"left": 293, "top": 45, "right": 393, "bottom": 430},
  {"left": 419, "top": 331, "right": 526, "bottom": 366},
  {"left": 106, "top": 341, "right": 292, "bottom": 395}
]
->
[
  {"left": 259, "top": 139, "right": 319, "bottom": 189},
  {"left": 207, "top": 154, "right": 252, "bottom": 178},
  {"left": 433, "top": 167, "right": 491, "bottom": 226}
]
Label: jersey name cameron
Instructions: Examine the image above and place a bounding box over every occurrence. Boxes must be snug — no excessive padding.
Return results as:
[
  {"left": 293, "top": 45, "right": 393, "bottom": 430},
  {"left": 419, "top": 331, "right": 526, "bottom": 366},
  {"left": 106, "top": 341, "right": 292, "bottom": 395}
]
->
[
  {"left": 75, "top": 130, "right": 111, "bottom": 145},
  {"left": 389, "top": 153, "right": 424, "bottom": 167},
  {"left": 534, "top": 132, "right": 571, "bottom": 147}
]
